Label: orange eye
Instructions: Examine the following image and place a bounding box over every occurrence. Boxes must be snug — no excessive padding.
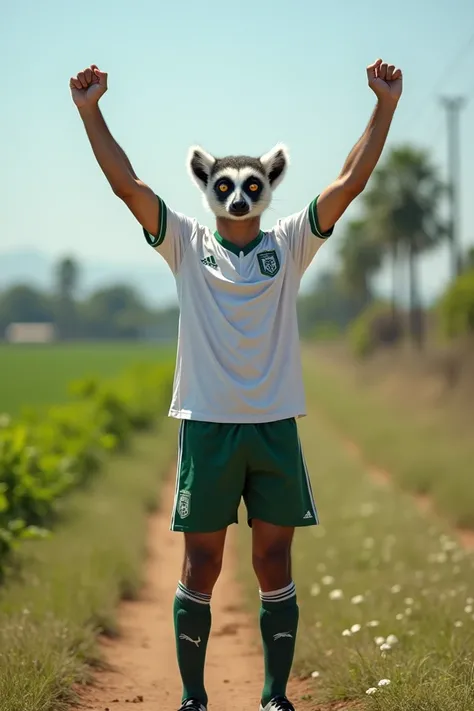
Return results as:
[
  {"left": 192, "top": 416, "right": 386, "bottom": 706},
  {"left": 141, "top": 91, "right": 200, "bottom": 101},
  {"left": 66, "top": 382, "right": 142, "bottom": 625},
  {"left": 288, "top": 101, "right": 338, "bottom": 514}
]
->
[
  {"left": 249, "top": 183, "right": 259, "bottom": 192},
  {"left": 218, "top": 183, "right": 229, "bottom": 192}
]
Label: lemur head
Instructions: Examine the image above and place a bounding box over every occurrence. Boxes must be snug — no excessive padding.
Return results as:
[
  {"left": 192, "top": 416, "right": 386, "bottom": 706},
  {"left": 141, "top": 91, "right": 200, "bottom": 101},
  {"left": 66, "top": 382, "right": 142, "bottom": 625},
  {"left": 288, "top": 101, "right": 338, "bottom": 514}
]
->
[{"left": 187, "top": 144, "right": 289, "bottom": 220}]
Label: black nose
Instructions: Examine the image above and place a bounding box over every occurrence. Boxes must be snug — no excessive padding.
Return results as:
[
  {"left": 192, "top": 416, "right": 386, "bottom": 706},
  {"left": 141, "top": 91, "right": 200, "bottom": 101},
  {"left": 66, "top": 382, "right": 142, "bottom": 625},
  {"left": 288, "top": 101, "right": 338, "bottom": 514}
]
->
[{"left": 230, "top": 199, "right": 248, "bottom": 213}]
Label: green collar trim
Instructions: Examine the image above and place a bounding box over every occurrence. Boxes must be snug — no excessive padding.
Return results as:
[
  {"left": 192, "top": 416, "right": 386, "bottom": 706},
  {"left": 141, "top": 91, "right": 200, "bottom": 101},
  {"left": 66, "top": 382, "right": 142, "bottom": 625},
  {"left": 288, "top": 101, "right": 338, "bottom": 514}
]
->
[{"left": 213, "top": 230, "right": 264, "bottom": 256}]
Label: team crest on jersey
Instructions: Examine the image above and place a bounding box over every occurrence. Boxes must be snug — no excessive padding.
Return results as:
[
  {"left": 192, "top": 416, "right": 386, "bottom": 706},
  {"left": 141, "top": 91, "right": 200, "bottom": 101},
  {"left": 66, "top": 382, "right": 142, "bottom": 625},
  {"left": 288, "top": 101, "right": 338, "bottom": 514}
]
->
[
  {"left": 257, "top": 250, "right": 280, "bottom": 277},
  {"left": 178, "top": 490, "right": 191, "bottom": 519}
]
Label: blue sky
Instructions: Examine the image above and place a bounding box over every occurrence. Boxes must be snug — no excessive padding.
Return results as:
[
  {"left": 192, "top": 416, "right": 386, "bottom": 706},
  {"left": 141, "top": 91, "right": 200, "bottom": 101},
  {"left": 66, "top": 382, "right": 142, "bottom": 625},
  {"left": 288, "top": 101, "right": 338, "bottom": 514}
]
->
[{"left": 2, "top": 0, "right": 474, "bottom": 305}]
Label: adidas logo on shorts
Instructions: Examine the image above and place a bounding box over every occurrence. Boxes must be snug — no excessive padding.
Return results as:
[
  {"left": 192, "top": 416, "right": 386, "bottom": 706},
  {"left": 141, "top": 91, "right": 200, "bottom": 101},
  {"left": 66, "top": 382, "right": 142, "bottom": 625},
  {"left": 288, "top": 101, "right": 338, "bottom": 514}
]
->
[{"left": 303, "top": 511, "right": 313, "bottom": 519}]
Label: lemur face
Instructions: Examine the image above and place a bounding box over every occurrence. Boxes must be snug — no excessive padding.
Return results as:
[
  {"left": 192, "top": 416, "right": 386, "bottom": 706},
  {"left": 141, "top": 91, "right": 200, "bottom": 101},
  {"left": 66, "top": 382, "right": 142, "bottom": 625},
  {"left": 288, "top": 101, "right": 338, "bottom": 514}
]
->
[{"left": 187, "top": 144, "right": 289, "bottom": 221}]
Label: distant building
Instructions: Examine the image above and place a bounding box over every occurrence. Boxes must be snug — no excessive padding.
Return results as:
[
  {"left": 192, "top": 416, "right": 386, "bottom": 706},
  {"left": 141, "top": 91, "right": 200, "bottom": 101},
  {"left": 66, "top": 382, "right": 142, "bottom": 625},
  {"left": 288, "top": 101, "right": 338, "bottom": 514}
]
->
[{"left": 5, "top": 322, "right": 56, "bottom": 344}]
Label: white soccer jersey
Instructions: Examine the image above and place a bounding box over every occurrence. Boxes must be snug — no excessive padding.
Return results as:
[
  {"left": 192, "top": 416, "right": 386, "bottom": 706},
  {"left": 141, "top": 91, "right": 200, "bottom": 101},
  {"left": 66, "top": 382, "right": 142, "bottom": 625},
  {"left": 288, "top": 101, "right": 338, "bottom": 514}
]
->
[{"left": 143, "top": 196, "right": 332, "bottom": 423}]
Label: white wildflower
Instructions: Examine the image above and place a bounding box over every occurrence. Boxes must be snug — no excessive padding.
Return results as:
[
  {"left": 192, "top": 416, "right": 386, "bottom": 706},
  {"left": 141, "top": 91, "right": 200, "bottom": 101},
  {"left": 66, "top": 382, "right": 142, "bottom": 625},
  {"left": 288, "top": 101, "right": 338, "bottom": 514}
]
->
[
  {"left": 465, "top": 605, "right": 473, "bottom": 614},
  {"left": 391, "top": 584, "right": 402, "bottom": 594},
  {"left": 351, "top": 594, "right": 364, "bottom": 605},
  {"left": 454, "top": 621, "right": 463, "bottom": 628},
  {"left": 310, "top": 584, "right": 321, "bottom": 597},
  {"left": 378, "top": 679, "right": 391, "bottom": 687},
  {"left": 374, "top": 636, "right": 385, "bottom": 646},
  {"left": 367, "top": 620, "right": 380, "bottom": 627},
  {"left": 311, "top": 671, "right": 320, "bottom": 679},
  {"left": 396, "top": 613, "right": 404, "bottom": 621},
  {"left": 342, "top": 629, "right": 352, "bottom": 637},
  {"left": 350, "top": 624, "right": 361, "bottom": 633},
  {"left": 467, "top": 597, "right": 474, "bottom": 604},
  {"left": 329, "top": 589, "right": 344, "bottom": 600},
  {"left": 386, "top": 634, "right": 399, "bottom": 645},
  {"left": 404, "top": 597, "right": 414, "bottom": 605},
  {"left": 360, "top": 502, "right": 375, "bottom": 517},
  {"left": 380, "top": 643, "right": 392, "bottom": 652},
  {"left": 0, "top": 413, "right": 11, "bottom": 428},
  {"left": 405, "top": 608, "right": 413, "bottom": 616},
  {"left": 366, "top": 688, "right": 378, "bottom": 695},
  {"left": 322, "top": 575, "right": 334, "bottom": 586}
]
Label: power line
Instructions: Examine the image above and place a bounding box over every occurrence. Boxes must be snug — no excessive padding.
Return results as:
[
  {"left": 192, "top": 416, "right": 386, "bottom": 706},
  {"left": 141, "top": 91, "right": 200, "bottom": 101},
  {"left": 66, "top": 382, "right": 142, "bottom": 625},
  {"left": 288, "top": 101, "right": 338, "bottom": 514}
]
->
[{"left": 400, "top": 30, "right": 474, "bottom": 138}]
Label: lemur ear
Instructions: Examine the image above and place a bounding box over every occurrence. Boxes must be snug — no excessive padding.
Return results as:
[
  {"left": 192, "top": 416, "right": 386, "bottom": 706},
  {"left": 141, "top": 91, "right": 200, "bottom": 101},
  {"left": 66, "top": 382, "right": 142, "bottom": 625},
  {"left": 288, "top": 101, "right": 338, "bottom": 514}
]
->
[
  {"left": 260, "top": 143, "right": 289, "bottom": 189},
  {"left": 187, "top": 145, "right": 216, "bottom": 191}
]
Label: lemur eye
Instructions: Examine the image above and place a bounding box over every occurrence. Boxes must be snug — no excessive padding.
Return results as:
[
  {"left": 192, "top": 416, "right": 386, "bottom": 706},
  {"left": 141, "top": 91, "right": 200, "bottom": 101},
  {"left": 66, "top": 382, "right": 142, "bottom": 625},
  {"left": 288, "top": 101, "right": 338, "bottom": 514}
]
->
[
  {"left": 218, "top": 183, "right": 229, "bottom": 192},
  {"left": 249, "top": 183, "right": 259, "bottom": 192}
]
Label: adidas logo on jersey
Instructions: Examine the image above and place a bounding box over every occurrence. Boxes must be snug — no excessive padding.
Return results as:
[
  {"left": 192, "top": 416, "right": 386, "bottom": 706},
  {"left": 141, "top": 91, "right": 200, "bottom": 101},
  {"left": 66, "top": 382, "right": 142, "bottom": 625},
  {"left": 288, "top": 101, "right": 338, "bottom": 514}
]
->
[
  {"left": 303, "top": 511, "right": 313, "bottom": 519},
  {"left": 201, "top": 255, "right": 218, "bottom": 269}
]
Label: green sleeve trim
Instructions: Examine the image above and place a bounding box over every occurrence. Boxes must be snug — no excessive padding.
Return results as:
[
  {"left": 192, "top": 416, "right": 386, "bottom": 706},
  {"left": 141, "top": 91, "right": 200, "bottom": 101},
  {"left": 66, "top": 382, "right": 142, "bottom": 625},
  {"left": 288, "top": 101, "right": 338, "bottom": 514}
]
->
[
  {"left": 143, "top": 195, "right": 168, "bottom": 247},
  {"left": 309, "top": 196, "right": 334, "bottom": 239}
]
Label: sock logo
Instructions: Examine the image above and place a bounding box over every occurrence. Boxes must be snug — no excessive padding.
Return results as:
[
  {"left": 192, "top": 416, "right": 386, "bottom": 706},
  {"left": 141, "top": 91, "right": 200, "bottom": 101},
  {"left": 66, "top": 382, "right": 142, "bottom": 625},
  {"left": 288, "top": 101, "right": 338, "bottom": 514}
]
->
[
  {"left": 179, "top": 633, "right": 201, "bottom": 647},
  {"left": 273, "top": 631, "right": 293, "bottom": 641}
]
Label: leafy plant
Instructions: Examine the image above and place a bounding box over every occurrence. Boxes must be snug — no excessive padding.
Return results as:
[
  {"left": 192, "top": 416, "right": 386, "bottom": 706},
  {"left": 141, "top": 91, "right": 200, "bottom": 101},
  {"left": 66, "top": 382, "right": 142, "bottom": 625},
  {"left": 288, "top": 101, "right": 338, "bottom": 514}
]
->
[{"left": 0, "top": 362, "right": 173, "bottom": 576}]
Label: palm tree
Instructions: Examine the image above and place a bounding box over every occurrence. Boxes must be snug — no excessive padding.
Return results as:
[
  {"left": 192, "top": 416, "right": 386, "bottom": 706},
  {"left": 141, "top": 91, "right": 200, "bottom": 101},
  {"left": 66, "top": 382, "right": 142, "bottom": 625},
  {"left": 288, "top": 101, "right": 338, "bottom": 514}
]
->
[
  {"left": 362, "top": 168, "right": 401, "bottom": 318},
  {"left": 338, "top": 219, "right": 382, "bottom": 310},
  {"left": 363, "top": 145, "right": 446, "bottom": 347},
  {"left": 56, "top": 257, "right": 79, "bottom": 301},
  {"left": 55, "top": 257, "right": 80, "bottom": 340}
]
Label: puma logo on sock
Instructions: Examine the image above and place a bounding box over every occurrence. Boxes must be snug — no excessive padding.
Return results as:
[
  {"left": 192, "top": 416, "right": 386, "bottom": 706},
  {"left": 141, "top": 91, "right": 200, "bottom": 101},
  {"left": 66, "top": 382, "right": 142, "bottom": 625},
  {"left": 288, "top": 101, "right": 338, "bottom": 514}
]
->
[
  {"left": 179, "top": 633, "right": 201, "bottom": 647},
  {"left": 273, "top": 631, "right": 293, "bottom": 641}
]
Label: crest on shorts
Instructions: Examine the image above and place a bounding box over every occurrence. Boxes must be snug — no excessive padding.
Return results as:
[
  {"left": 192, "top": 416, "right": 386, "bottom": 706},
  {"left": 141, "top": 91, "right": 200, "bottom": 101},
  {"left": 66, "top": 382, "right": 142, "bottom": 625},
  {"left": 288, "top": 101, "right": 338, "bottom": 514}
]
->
[
  {"left": 178, "top": 490, "right": 191, "bottom": 519},
  {"left": 257, "top": 250, "right": 280, "bottom": 277}
]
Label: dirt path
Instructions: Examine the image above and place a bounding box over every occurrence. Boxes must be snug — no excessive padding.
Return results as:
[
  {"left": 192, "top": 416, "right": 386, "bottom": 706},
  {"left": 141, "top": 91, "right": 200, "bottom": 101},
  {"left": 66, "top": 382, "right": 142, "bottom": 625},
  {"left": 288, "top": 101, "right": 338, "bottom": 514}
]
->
[{"left": 76, "top": 473, "right": 315, "bottom": 711}]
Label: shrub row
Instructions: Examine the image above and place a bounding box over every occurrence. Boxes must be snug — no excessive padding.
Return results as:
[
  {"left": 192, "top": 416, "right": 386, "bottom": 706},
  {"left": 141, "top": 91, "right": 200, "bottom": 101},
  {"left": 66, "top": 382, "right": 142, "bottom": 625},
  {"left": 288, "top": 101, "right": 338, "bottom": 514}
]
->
[
  {"left": 0, "top": 362, "right": 173, "bottom": 574},
  {"left": 438, "top": 267, "right": 474, "bottom": 339},
  {"left": 348, "top": 302, "right": 403, "bottom": 357}
]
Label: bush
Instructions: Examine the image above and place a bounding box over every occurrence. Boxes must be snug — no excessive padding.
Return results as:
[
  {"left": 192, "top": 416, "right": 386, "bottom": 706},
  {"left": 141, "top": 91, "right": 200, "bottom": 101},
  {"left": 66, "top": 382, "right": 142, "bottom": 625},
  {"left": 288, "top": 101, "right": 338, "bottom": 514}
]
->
[
  {"left": 438, "top": 268, "right": 474, "bottom": 339},
  {"left": 348, "top": 302, "right": 403, "bottom": 358},
  {"left": 307, "top": 321, "right": 343, "bottom": 342},
  {"left": 0, "top": 362, "right": 173, "bottom": 575}
]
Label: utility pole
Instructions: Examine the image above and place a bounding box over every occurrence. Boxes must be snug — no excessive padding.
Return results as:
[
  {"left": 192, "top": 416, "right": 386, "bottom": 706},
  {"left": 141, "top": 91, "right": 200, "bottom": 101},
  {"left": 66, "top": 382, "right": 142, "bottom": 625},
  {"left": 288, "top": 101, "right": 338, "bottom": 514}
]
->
[{"left": 440, "top": 96, "right": 466, "bottom": 278}]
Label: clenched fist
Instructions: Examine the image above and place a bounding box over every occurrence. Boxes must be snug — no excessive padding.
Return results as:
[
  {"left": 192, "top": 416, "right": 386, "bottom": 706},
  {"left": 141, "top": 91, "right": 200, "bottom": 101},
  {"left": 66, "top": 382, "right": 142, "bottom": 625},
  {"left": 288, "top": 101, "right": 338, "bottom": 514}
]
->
[
  {"left": 70, "top": 64, "right": 108, "bottom": 108},
  {"left": 367, "top": 59, "right": 403, "bottom": 103}
]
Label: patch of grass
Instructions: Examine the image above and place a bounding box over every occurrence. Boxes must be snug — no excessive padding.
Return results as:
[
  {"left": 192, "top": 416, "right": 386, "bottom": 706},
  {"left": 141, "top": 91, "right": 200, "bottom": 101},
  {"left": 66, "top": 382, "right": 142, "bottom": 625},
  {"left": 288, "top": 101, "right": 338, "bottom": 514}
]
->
[
  {"left": 0, "top": 420, "right": 177, "bottom": 711},
  {"left": 238, "top": 406, "right": 474, "bottom": 710},
  {"left": 301, "top": 350, "right": 474, "bottom": 529},
  {"left": 0, "top": 342, "right": 175, "bottom": 415}
]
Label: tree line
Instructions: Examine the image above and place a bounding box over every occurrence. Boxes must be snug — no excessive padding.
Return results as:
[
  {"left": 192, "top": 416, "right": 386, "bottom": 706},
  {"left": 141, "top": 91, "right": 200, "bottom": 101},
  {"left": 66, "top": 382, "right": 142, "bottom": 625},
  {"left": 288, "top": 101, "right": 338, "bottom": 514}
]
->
[
  {"left": 0, "top": 258, "right": 179, "bottom": 341},
  {"left": 298, "top": 142, "right": 473, "bottom": 349}
]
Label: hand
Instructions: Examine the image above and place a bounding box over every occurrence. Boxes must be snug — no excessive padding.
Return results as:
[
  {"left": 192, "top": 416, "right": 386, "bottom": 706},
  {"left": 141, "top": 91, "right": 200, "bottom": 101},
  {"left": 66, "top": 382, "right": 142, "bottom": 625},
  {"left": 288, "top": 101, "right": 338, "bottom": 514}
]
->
[
  {"left": 70, "top": 65, "right": 108, "bottom": 108},
  {"left": 367, "top": 59, "right": 403, "bottom": 104}
]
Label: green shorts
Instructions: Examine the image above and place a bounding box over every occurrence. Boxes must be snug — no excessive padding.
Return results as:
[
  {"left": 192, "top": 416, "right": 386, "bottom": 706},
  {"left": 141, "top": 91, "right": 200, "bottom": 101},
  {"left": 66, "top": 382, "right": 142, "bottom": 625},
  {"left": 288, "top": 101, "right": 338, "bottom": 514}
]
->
[{"left": 170, "top": 418, "right": 319, "bottom": 533}]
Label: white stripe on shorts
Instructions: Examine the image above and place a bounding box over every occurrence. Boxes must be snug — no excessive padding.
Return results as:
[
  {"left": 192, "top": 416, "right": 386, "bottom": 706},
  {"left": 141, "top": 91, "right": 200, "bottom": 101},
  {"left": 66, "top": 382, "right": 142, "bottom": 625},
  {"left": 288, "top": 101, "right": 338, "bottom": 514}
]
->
[{"left": 170, "top": 421, "right": 185, "bottom": 530}]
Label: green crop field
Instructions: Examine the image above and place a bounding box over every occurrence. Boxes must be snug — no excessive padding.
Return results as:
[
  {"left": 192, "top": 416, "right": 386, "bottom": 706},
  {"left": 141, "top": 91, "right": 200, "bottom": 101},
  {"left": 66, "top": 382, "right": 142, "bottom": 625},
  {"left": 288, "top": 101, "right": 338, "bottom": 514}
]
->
[{"left": 0, "top": 342, "right": 175, "bottom": 415}]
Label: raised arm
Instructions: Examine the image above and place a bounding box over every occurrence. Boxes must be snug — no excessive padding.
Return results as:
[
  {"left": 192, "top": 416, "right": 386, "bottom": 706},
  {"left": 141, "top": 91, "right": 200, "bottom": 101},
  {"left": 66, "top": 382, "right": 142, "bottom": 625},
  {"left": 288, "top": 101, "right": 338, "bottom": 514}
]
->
[
  {"left": 70, "top": 64, "right": 158, "bottom": 236},
  {"left": 317, "top": 59, "right": 403, "bottom": 234}
]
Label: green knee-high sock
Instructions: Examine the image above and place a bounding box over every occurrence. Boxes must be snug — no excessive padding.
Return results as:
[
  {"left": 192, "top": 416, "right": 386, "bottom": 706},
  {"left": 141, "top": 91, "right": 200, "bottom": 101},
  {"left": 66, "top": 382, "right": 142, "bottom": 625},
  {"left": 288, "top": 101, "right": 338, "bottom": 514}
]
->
[
  {"left": 260, "top": 581, "right": 299, "bottom": 706},
  {"left": 174, "top": 582, "right": 212, "bottom": 706}
]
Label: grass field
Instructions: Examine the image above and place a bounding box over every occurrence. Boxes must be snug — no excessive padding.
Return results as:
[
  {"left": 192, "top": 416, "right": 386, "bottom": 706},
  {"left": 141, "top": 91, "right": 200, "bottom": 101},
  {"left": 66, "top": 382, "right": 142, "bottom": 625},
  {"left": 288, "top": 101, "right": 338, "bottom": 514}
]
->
[
  {"left": 239, "top": 395, "right": 474, "bottom": 710},
  {"left": 301, "top": 348, "right": 474, "bottom": 530},
  {"left": 0, "top": 342, "right": 175, "bottom": 415}
]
